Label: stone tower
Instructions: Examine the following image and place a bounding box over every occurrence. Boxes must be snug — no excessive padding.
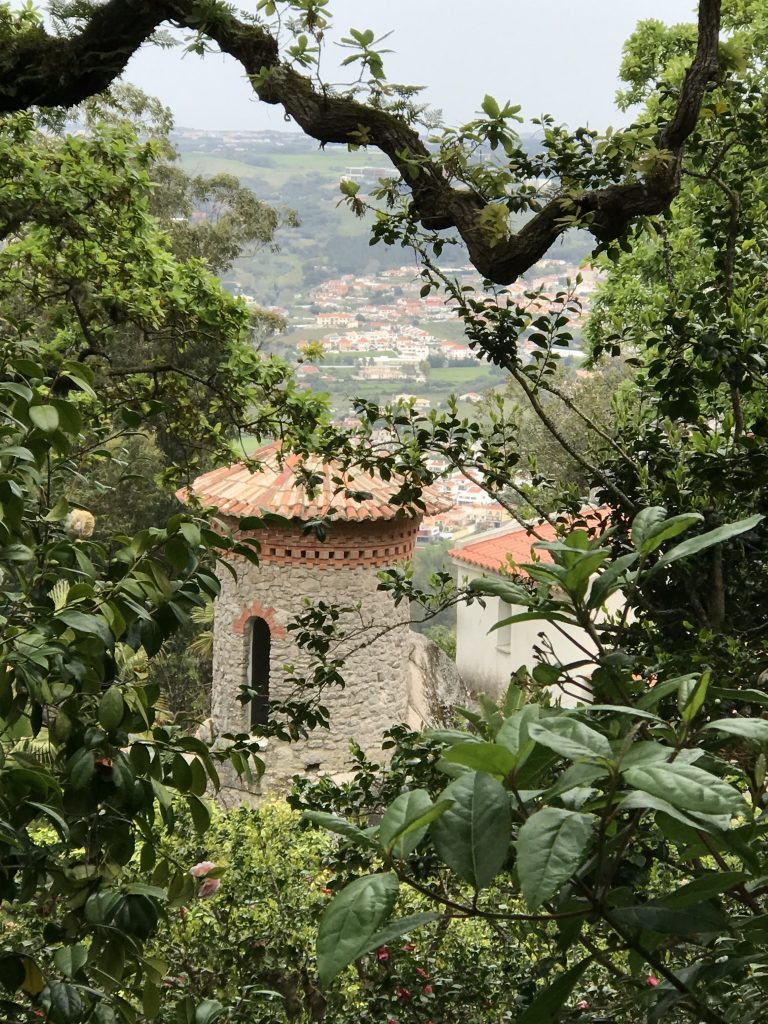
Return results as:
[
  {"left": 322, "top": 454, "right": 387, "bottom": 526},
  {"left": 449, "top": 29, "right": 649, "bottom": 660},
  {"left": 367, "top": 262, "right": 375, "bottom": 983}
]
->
[{"left": 184, "top": 443, "right": 457, "bottom": 797}]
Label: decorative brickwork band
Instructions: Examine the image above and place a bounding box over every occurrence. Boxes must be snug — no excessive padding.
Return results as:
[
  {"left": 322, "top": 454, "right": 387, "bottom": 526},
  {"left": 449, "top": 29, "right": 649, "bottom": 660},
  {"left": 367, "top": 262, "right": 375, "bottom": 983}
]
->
[
  {"left": 232, "top": 600, "right": 287, "bottom": 637},
  {"left": 226, "top": 517, "right": 421, "bottom": 570}
]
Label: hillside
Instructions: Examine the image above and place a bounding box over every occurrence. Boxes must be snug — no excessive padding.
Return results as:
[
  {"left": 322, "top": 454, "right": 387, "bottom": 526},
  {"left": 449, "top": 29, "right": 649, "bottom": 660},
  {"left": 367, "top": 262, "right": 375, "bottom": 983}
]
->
[{"left": 173, "top": 128, "right": 592, "bottom": 307}]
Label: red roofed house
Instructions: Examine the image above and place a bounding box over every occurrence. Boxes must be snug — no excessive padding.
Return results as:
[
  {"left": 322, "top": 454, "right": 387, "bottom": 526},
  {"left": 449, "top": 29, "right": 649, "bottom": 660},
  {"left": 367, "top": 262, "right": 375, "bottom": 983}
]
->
[
  {"left": 181, "top": 443, "right": 462, "bottom": 798},
  {"left": 450, "top": 512, "right": 615, "bottom": 706}
]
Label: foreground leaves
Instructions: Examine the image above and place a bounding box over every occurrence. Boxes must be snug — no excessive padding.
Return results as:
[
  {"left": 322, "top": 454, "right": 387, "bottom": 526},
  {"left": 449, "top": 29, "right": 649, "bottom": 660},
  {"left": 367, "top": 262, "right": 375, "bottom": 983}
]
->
[{"left": 517, "top": 808, "right": 595, "bottom": 909}]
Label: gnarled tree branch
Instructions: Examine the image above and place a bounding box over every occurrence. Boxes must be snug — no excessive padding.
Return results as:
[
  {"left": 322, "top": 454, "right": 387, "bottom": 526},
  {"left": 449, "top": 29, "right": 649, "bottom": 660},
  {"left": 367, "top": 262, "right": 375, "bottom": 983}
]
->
[{"left": 0, "top": 0, "right": 721, "bottom": 285}]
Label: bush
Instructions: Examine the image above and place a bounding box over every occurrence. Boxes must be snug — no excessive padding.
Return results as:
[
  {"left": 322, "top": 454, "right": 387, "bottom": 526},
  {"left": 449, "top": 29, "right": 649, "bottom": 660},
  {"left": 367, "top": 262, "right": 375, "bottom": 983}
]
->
[{"left": 146, "top": 801, "right": 555, "bottom": 1023}]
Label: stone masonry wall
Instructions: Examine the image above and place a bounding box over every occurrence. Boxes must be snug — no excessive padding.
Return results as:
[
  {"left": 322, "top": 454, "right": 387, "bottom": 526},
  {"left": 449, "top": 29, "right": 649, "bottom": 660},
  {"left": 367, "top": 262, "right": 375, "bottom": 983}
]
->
[{"left": 211, "top": 554, "right": 413, "bottom": 798}]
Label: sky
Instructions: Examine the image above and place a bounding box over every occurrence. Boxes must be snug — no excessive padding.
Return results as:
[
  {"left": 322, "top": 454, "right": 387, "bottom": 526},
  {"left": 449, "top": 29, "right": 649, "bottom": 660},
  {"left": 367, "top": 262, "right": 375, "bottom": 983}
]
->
[{"left": 123, "top": 0, "right": 699, "bottom": 134}]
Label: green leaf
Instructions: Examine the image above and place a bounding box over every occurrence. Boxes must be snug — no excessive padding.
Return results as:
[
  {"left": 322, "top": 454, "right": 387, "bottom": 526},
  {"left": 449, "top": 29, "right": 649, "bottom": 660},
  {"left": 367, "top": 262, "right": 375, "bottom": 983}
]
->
[
  {"left": 610, "top": 902, "right": 726, "bottom": 934},
  {"left": 172, "top": 753, "right": 193, "bottom": 792},
  {"left": 179, "top": 522, "right": 201, "bottom": 547},
  {"left": 632, "top": 506, "right": 703, "bottom": 557},
  {"left": 67, "top": 748, "right": 95, "bottom": 790},
  {"left": 430, "top": 772, "right": 511, "bottom": 890},
  {"left": 649, "top": 514, "right": 763, "bottom": 575},
  {"left": 517, "top": 808, "right": 595, "bottom": 909},
  {"left": 656, "top": 871, "right": 748, "bottom": 908},
  {"left": 143, "top": 980, "right": 161, "bottom": 1019},
  {"left": 497, "top": 704, "right": 540, "bottom": 755},
  {"left": 442, "top": 741, "right": 516, "bottom": 777},
  {"left": 186, "top": 794, "right": 211, "bottom": 835},
  {"left": 98, "top": 686, "right": 124, "bottom": 731},
  {"left": 302, "top": 811, "right": 378, "bottom": 848},
  {"left": 711, "top": 687, "right": 768, "bottom": 707},
  {"left": 586, "top": 705, "right": 661, "bottom": 722},
  {"left": 379, "top": 790, "right": 448, "bottom": 858},
  {"left": 678, "top": 671, "right": 710, "bottom": 723},
  {"left": 28, "top": 801, "right": 70, "bottom": 840},
  {"left": 481, "top": 93, "right": 501, "bottom": 118},
  {"left": 316, "top": 873, "right": 399, "bottom": 985},
  {"left": 588, "top": 552, "right": 638, "bottom": 609},
  {"left": 623, "top": 762, "right": 745, "bottom": 816},
  {"left": 703, "top": 717, "right": 768, "bottom": 744},
  {"left": 194, "top": 999, "right": 225, "bottom": 1024},
  {"left": 43, "top": 980, "right": 84, "bottom": 1023},
  {"left": 84, "top": 891, "right": 121, "bottom": 925},
  {"left": 54, "top": 946, "right": 87, "bottom": 978},
  {"left": 618, "top": 789, "right": 728, "bottom": 832},
  {"left": 57, "top": 609, "right": 112, "bottom": 646},
  {"left": 365, "top": 911, "right": 441, "bottom": 950},
  {"left": 0, "top": 954, "right": 26, "bottom": 993},
  {"left": 515, "top": 959, "right": 590, "bottom": 1024},
  {"left": 637, "top": 674, "right": 698, "bottom": 709},
  {"left": 29, "top": 404, "right": 60, "bottom": 433},
  {"left": 528, "top": 718, "right": 612, "bottom": 762}
]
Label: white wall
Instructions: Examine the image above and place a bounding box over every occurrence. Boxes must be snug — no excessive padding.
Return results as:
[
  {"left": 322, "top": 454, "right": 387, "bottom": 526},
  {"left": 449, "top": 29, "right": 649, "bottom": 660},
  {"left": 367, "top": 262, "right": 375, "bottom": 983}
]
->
[{"left": 454, "top": 563, "right": 614, "bottom": 707}]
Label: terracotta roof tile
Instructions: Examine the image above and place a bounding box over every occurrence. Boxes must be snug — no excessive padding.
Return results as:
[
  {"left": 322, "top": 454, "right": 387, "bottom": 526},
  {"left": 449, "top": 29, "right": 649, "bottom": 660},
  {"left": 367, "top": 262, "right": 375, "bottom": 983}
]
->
[
  {"left": 180, "top": 442, "right": 453, "bottom": 523},
  {"left": 450, "top": 508, "right": 609, "bottom": 576},
  {"left": 450, "top": 521, "right": 558, "bottom": 575}
]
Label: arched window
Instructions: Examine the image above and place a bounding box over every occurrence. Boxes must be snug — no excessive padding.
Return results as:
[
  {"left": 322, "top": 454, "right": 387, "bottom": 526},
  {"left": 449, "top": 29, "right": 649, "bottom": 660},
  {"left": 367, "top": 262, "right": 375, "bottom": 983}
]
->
[{"left": 248, "top": 617, "right": 271, "bottom": 729}]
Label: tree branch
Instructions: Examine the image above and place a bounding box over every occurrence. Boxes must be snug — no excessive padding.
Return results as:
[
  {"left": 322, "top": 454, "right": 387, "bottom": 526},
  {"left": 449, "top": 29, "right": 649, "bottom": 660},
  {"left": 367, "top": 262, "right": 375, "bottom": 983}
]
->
[{"left": 0, "top": 0, "right": 721, "bottom": 286}]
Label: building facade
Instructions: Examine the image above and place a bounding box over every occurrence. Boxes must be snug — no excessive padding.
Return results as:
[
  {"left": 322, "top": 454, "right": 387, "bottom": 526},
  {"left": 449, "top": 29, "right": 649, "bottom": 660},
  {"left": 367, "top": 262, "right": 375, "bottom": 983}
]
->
[
  {"left": 450, "top": 514, "right": 614, "bottom": 707},
  {"left": 183, "top": 444, "right": 460, "bottom": 799}
]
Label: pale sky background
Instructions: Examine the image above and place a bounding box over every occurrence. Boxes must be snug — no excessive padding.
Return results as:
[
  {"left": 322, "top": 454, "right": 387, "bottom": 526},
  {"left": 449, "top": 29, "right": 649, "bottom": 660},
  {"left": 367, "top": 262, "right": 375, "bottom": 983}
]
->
[{"left": 121, "top": 0, "right": 699, "bottom": 133}]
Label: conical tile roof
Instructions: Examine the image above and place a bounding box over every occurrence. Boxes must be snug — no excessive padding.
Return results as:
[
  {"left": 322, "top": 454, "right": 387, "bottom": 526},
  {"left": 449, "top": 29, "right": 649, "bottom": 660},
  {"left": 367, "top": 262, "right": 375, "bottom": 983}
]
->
[{"left": 181, "top": 442, "right": 452, "bottom": 523}]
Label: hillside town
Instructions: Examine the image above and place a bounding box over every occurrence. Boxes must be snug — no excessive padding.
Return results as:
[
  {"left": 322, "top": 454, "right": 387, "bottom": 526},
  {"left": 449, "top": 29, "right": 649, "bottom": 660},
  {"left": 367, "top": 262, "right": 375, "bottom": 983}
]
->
[{"left": 240, "top": 257, "right": 604, "bottom": 540}]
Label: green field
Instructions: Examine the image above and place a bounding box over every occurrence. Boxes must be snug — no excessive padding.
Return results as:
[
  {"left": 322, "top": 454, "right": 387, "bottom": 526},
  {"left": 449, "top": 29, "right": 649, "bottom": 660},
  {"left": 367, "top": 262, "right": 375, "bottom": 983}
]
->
[
  {"left": 179, "top": 149, "right": 392, "bottom": 194},
  {"left": 428, "top": 366, "right": 489, "bottom": 385}
]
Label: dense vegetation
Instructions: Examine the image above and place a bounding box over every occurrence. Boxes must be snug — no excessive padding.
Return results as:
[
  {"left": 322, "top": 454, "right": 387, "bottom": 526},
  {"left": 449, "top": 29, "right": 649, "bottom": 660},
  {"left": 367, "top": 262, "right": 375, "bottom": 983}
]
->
[{"left": 3, "top": 2, "right": 768, "bottom": 1024}]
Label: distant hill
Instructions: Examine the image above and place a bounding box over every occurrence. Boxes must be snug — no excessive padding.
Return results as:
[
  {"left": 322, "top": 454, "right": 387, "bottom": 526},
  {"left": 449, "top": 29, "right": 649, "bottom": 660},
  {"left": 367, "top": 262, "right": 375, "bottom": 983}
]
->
[{"left": 172, "top": 129, "right": 592, "bottom": 306}]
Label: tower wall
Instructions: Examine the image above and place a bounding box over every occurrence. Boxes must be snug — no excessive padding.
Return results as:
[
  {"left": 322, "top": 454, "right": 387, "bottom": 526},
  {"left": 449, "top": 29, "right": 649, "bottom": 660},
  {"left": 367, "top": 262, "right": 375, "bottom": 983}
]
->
[{"left": 211, "top": 517, "right": 420, "bottom": 797}]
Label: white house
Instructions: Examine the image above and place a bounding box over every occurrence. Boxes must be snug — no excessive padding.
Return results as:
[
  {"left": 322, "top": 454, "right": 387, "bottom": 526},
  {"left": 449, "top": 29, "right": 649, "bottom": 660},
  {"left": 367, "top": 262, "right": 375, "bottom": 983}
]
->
[{"left": 450, "top": 514, "right": 616, "bottom": 707}]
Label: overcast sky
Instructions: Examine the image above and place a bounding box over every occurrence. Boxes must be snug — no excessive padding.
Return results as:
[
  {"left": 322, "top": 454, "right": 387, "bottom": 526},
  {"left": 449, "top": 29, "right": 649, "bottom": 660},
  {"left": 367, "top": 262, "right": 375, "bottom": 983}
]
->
[{"left": 122, "top": 0, "right": 699, "bottom": 133}]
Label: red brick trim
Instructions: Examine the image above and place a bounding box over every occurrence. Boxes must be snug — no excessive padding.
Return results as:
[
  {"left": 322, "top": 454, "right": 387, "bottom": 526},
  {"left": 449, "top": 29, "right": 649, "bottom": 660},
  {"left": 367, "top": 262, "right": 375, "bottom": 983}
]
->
[
  {"left": 225, "top": 518, "right": 421, "bottom": 570},
  {"left": 232, "top": 601, "right": 286, "bottom": 637}
]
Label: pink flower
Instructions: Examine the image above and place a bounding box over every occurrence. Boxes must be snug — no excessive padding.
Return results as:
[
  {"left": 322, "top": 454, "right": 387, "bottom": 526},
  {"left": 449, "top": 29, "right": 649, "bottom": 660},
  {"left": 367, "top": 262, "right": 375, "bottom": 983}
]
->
[
  {"left": 397, "top": 987, "right": 412, "bottom": 1002},
  {"left": 376, "top": 946, "right": 390, "bottom": 962},
  {"left": 422, "top": 984, "right": 433, "bottom": 995},
  {"left": 578, "top": 1001, "right": 589, "bottom": 1010},
  {"left": 647, "top": 975, "right": 659, "bottom": 987},
  {"left": 189, "top": 861, "right": 216, "bottom": 878},
  {"left": 198, "top": 877, "right": 221, "bottom": 899},
  {"left": 416, "top": 967, "right": 429, "bottom": 979}
]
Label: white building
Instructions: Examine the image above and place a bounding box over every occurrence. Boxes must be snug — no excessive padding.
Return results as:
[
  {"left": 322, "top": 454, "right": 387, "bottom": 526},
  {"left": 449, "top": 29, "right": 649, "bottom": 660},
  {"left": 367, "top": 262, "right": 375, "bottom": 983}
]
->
[{"left": 450, "top": 515, "right": 615, "bottom": 707}]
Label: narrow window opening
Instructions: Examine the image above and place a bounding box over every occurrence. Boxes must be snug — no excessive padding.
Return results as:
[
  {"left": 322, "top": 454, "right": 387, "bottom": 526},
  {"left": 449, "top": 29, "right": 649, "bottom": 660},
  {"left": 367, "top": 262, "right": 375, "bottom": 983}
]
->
[{"left": 248, "top": 617, "right": 271, "bottom": 730}]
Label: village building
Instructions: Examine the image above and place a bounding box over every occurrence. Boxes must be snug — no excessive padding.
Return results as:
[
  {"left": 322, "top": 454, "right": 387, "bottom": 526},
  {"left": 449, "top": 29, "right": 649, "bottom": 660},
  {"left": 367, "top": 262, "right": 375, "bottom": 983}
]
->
[{"left": 450, "top": 513, "right": 614, "bottom": 707}]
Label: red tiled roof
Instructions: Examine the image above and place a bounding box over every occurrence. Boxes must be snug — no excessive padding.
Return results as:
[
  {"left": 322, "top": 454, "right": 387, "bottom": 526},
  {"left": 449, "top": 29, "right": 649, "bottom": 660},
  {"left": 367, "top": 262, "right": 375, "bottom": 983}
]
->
[
  {"left": 450, "top": 521, "right": 558, "bottom": 575},
  {"left": 450, "top": 508, "right": 609, "bottom": 575},
  {"left": 180, "top": 442, "right": 453, "bottom": 523}
]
